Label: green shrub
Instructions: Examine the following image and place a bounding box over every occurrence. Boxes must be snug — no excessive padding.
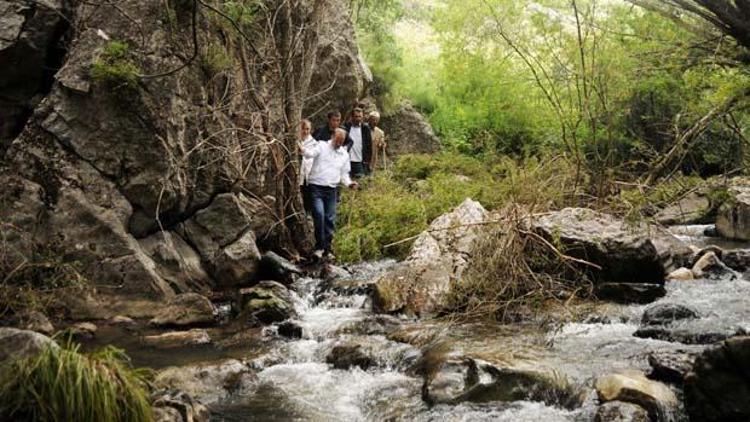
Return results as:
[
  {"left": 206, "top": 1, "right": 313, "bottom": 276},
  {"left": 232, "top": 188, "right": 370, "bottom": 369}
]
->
[
  {"left": 334, "top": 175, "right": 427, "bottom": 262},
  {"left": 334, "top": 153, "right": 582, "bottom": 263},
  {"left": 90, "top": 41, "right": 140, "bottom": 88},
  {"left": 0, "top": 343, "right": 152, "bottom": 422}
]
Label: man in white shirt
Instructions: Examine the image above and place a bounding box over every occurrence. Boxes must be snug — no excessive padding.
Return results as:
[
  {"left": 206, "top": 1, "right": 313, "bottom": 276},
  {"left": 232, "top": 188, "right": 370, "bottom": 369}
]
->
[{"left": 302, "top": 128, "right": 359, "bottom": 259}]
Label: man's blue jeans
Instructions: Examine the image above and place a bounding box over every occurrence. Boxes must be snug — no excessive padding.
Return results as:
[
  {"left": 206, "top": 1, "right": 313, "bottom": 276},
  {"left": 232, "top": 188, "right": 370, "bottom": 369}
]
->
[{"left": 308, "top": 184, "right": 338, "bottom": 252}]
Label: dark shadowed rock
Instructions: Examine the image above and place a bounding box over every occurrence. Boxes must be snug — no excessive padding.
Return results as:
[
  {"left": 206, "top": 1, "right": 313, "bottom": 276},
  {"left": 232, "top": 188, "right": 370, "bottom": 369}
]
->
[
  {"left": 721, "top": 248, "right": 750, "bottom": 272},
  {"left": 595, "top": 283, "right": 666, "bottom": 304},
  {"left": 684, "top": 336, "right": 750, "bottom": 422},
  {"left": 326, "top": 344, "right": 375, "bottom": 370},
  {"left": 595, "top": 401, "right": 649, "bottom": 422},
  {"left": 647, "top": 350, "right": 697, "bottom": 384},
  {"left": 641, "top": 303, "right": 700, "bottom": 326},
  {"left": 634, "top": 327, "right": 737, "bottom": 345},
  {"left": 257, "top": 251, "right": 302, "bottom": 285},
  {"left": 277, "top": 321, "right": 303, "bottom": 339},
  {"left": 149, "top": 293, "right": 215, "bottom": 327},
  {"left": 532, "top": 208, "right": 670, "bottom": 284},
  {"left": 379, "top": 102, "right": 441, "bottom": 157}
]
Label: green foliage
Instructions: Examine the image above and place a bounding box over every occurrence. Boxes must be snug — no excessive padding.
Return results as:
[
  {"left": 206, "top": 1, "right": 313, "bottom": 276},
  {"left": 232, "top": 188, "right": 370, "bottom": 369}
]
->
[
  {"left": 363, "top": 0, "right": 750, "bottom": 182},
  {"left": 335, "top": 153, "right": 581, "bottom": 263},
  {"left": 90, "top": 41, "right": 140, "bottom": 88},
  {"left": 0, "top": 343, "right": 152, "bottom": 422},
  {"left": 202, "top": 42, "right": 233, "bottom": 75},
  {"left": 224, "top": 0, "right": 259, "bottom": 26},
  {"left": 334, "top": 175, "right": 427, "bottom": 261}
]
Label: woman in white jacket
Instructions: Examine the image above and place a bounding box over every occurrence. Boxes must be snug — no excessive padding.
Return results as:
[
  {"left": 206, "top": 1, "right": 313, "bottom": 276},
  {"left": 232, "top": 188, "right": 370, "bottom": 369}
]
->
[{"left": 298, "top": 119, "right": 317, "bottom": 213}]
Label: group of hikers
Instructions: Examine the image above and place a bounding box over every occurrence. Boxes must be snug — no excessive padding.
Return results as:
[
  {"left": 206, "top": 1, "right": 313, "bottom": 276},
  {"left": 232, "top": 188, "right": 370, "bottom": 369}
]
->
[{"left": 297, "top": 107, "right": 388, "bottom": 260}]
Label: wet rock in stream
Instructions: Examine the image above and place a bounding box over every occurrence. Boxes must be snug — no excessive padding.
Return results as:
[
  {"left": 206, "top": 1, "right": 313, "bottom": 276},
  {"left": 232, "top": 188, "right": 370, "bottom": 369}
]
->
[
  {"left": 641, "top": 303, "right": 700, "bottom": 326},
  {"left": 691, "top": 251, "right": 736, "bottom": 280},
  {"left": 595, "top": 283, "right": 666, "bottom": 304},
  {"left": 238, "top": 281, "right": 297, "bottom": 325},
  {"left": 684, "top": 336, "right": 750, "bottom": 422},
  {"left": 155, "top": 359, "right": 256, "bottom": 405},
  {"left": 647, "top": 350, "right": 697, "bottom": 384},
  {"left": 595, "top": 401, "right": 650, "bottom": 422},
  {"left": 151, "top": 389, "right": 210, "bottom": 422},
  {"left": 595, "top": 371, "right": 678, "bottom": 421},
  {"left": 421, "top": 354, "right": 580, "bottom": 408},
  {"left": 277, "top": 321, "right": 303, "bottom": 339},
  {"left": 326, "top": 344, "right": 375, "bottom": 370}
]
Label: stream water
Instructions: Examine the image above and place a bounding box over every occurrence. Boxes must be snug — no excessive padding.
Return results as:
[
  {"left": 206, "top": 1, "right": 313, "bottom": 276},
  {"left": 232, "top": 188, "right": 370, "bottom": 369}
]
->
[{"left": 90, "top": 227, "right": 750, "bottom": 421}]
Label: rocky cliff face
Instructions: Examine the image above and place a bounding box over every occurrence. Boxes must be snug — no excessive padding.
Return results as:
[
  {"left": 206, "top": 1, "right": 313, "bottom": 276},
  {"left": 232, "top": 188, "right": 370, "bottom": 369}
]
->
[{"left": 0, "top": 0, "right": 370, "bottom": 310}]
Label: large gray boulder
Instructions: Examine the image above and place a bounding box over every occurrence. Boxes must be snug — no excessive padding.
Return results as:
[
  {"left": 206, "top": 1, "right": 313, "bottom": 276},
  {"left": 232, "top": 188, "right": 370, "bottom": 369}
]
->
[
  {"left": 532, "top": 208, "right": 674, "bottom": 284},
  {"left": 379, "top": 102, "right": 441, "bottom": 157},
  {"left": 684, "top": 336, "right": 750, "bottom": 422},
  {"left": 372, "top": 199, "right": 487, "bottom": 316},
  {"left": 0, "top": 328, "right": 58, "bottom": 363},
  {"left": 0, "top": 0, "right": 366, "bottom": 309},
  {"left": 716, "top": 181, "right": 750, "bottom": 240}
]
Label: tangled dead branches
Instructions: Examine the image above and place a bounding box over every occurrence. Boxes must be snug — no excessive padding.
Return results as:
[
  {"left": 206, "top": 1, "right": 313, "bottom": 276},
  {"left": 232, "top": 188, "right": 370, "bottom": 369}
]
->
[{"left": 444, "top": 206, "right": 595, "bottom": 323}]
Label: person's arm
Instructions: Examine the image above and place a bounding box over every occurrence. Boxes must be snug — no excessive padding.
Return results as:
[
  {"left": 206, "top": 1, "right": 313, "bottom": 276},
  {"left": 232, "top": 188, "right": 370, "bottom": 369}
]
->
[
  {"left": 301, "top": 140, "right": 322, "bottom": 158},
  {"left": 340, "top": 156, "right": 357, "bottom": 188}
]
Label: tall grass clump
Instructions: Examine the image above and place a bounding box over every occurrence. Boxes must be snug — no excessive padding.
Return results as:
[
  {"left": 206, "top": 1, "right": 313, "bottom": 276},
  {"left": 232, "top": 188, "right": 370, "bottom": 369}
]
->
[
  {"left": 443, "top": 206, "right": 594, "bottom": 322},
  {"left": 0, "top": 343, "right": 152, "bottom": 422}
]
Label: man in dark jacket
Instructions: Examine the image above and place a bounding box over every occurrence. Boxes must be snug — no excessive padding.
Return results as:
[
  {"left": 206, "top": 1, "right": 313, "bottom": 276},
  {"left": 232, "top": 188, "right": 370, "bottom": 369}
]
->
[
  {"left": 314, "top": 110, "right": 352, "bottom": 145},
  {"left": 342, "top": 107, "right": 372, "bottom": 177}
]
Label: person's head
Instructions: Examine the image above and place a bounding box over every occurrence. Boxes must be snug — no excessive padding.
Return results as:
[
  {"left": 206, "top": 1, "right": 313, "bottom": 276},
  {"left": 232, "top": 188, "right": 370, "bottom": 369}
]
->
[
  {"left": 299, "top": 119, "right": 312, "bottom": 139},
  {"left": 327, "top": 110, "right": 342, "bottom": 129},
  {"left": 333, "top": 128, "right": 348, "bottom": 149},
  {"left": 368, "top": 111, "right": 380, "bottom": 127},
  {"left": 351, "top": 107, "right": 364, "bottom": 125}
]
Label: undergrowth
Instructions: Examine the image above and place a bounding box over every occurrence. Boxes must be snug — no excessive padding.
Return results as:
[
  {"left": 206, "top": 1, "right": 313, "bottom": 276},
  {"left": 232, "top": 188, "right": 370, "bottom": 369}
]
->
[
  {"left": 0, "top": 342, "right": 152, "bottom": 422},
  {"left": 334, "top": 153, "right": 582, "bottom": 262},
  {"left": 442, "top": 206, "right": 594, "bottom": 322}
]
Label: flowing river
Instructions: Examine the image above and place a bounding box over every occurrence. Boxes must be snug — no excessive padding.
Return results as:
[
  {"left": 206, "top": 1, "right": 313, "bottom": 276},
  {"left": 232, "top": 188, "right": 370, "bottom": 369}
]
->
[{"left": 86, "top": 227, "right": 750, "bottom": 421}]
